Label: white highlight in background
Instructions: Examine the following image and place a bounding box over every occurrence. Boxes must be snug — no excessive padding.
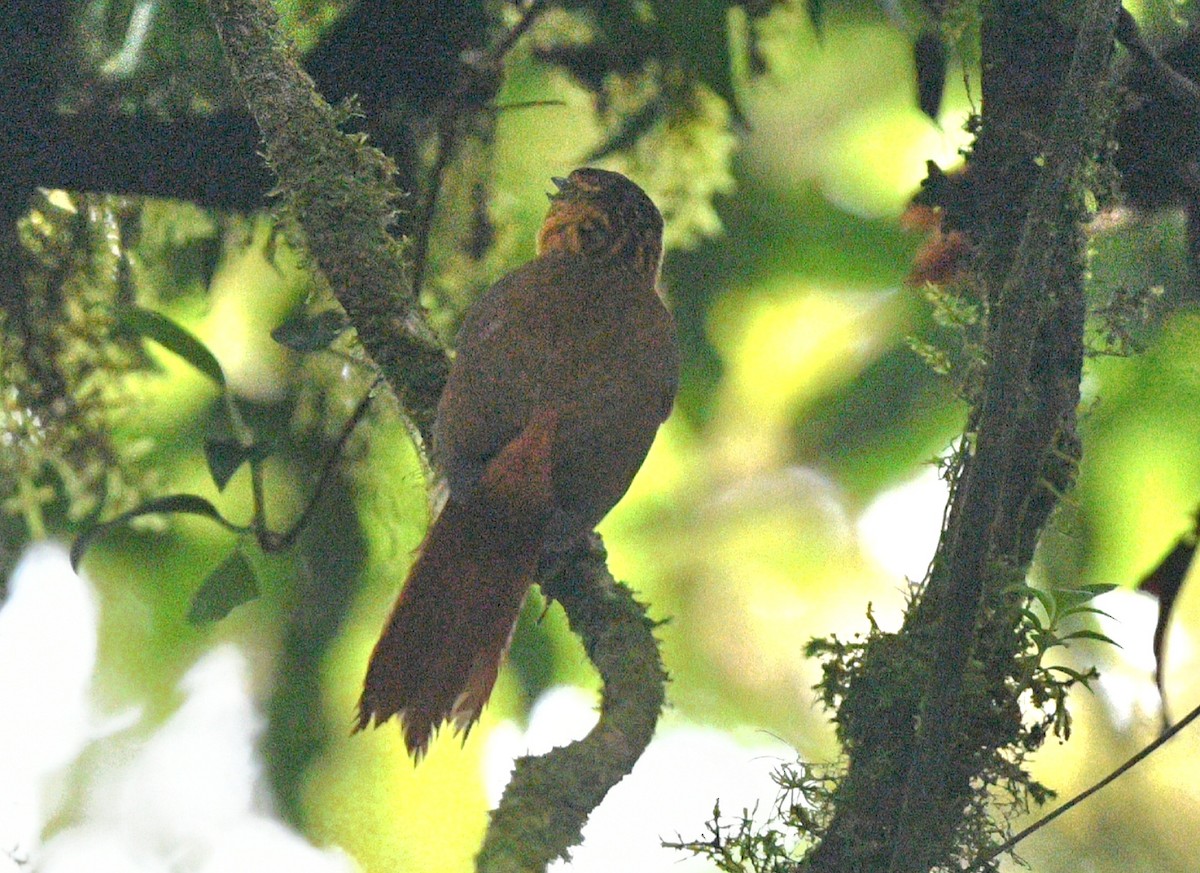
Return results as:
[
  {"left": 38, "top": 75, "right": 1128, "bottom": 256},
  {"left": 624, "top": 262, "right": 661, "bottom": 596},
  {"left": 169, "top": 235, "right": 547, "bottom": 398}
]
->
[
  {"left": 857, "top": 463, "right": 950, "bottom": 584},
  {"left": 0, "top": 543, "right": 100, "bottom": 860},
  {"left": 485, "top": 686, "right": 799, "bottom": 872},
  {"left": 0, "top": 543, "right": 358, "bottom": 873}
]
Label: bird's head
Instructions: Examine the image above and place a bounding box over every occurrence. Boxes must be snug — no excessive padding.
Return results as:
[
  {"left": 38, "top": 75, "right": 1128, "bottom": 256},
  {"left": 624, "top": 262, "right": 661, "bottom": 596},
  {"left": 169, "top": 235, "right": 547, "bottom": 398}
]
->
[{"left": 536, "top": 168, "right": 663, "bottom": 276}]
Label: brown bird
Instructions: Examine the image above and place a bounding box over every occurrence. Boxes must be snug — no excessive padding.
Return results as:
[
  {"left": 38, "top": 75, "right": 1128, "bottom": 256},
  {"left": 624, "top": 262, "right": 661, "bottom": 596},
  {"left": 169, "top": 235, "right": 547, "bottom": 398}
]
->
[{"left": 356, "top": 168, "right": 678, "bottom": 758}]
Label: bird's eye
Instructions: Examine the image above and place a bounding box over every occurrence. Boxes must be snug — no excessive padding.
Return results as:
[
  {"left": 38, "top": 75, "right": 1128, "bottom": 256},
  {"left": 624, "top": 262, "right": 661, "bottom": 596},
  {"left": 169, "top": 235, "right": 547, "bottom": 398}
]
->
[{"left": 575, "top": 218, "right": 606, "bottom": 249}]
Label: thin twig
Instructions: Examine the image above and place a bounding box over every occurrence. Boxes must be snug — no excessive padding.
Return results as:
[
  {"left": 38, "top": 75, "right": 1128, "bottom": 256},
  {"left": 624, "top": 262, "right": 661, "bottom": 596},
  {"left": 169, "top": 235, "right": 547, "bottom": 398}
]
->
[
  {"left": 410, "top": 111, "right": 461, "bottom": 300},
  {"left": 968, "top": 700, "right": 1200, "bottom": 870},
  {"left": 261, "top": 377, "right": 381, "bottom": 553},
  {"left": 410, "top": 0, "right": 553, "bottom": 299},
  {"left": 489, "top": 0, "right": 551, "bottom": 63}
]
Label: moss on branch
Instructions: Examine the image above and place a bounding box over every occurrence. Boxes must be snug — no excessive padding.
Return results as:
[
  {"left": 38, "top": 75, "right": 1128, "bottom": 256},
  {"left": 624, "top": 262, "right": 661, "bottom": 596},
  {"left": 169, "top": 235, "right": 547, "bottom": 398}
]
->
[
  {"left": 478, "top": 538, "right": 668, "bottom": 872},
  {"left": 206, "top": 0, "right": 448, "bottom": 441},
  {"left": 804, "top": 2, "right": 1122, "bottom": 870}
]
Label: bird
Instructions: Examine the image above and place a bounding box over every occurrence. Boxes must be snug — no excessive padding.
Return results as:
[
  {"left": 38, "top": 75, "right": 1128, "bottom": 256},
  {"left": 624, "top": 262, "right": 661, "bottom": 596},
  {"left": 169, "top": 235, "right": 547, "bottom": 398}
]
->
[{"left": 356, "top": 167, "right": 679, "bottom": 758}]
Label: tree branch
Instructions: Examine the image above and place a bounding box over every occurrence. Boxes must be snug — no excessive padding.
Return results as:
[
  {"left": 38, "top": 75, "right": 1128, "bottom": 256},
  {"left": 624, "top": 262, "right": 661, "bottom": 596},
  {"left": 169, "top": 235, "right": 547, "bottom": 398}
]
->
[
  {"left": 206, "top": 5, "right": 668, "bottom": 868},
  {"left": 478, "top": 537, "right": 667, "bottom": 872},
  {"left": 205, "top": 0, "right": 448, "bottom": 441},
  {"left": 805, "top": 2, "right": 1120, "bottom": 870},
  {"left": 887, "top": 3, "right": 1119, "bottom": 868}
]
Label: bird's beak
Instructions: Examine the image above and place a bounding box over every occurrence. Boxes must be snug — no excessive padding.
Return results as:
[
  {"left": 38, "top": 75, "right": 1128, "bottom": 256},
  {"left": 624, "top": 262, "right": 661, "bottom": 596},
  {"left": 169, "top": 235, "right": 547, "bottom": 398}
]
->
[{"left": 547, "top": 175, "right": 570, "bottom": 201}]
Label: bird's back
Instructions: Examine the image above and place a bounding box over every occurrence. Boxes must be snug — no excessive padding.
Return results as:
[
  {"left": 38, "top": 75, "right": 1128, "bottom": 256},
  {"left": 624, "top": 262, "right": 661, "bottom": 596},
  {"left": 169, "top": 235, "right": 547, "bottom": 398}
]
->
[{"left": 433, "top": 250, "right": 677, "bottom": 538}]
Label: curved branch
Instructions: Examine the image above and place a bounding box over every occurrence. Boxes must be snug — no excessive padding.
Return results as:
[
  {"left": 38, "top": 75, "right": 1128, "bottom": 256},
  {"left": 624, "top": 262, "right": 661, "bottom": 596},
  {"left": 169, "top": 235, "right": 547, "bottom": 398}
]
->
[{"left": 477, "top": 538, "right": 667, "bottom": 872}]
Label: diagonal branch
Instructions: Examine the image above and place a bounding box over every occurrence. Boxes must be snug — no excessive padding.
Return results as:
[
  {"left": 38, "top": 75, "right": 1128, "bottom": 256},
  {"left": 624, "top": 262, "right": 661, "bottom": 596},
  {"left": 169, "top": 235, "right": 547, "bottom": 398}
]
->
[
  {"left": 805, "top": 3, "right": 1122, "bottom": 871},
  {"left": 206, "top": 0, "right": 449, "bottom": 442}
]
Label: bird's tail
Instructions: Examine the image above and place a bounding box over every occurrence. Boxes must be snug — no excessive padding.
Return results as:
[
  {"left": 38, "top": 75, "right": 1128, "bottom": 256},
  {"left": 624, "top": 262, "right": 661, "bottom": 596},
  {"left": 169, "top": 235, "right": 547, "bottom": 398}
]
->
[{"left": 356, "top": 410, "right": 558, "bottom": 759}]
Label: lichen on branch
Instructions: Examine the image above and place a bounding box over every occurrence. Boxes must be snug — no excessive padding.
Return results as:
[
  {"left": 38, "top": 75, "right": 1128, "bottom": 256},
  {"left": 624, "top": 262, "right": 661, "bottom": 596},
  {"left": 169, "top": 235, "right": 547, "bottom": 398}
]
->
[{"left": 205, "top": 0, "right": 448, "bottom": 441}]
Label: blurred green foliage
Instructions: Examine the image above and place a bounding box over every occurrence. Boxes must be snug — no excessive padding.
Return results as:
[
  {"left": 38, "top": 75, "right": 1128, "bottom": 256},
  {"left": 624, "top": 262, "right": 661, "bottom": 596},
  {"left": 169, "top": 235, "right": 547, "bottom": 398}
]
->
[{"left": 5, "top": 0, "right": 1200, "bottom": 871}]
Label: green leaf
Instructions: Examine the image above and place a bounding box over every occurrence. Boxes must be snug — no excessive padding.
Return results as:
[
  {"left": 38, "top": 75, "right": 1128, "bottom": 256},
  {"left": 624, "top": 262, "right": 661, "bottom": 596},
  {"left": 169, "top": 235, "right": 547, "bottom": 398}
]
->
[
  {"left": 587, "top": 96, "right": 668, "bottom": 162},
  {"left": 1058, "top": 604, "right": 1116, "bottom": 621},
  {"left": 204, "top": 439, "right": 255, "bottom": 490},
  {"left": 1046, "top": 664, "right": 1098, "bottom": 685},
  {"left": 914, "top": 31, "right": 948, "bottom": 121},
  {"left": 188, "top": 549, "right": 260, "bottom": 624},
  {"left": 1059, "top": 629, "right": 1121, "bottom": 648},
  {"left": 1022, "top": 585, "right": 1056, "bottom": 619},
  {"left": 117, "top": 306, "right": 226, "bottom": 386},
  {"left": 72, "top": 494, "right": 248, "bottom": 569},
  {"left": 271, "top": 309, "right": 349, "bottom": 352},
  {"left": 1050, "top": 587, "right": 1088, "bottom": 602},
  {"left": 1054, "top": 584, "right": 1116, "bottom": 608},
  {"left": 1076, "top": 583, "right": 1119, "bottom": 596},
  {"left": 1018, "top": 607, "right": 1046, "bottom": 632}
]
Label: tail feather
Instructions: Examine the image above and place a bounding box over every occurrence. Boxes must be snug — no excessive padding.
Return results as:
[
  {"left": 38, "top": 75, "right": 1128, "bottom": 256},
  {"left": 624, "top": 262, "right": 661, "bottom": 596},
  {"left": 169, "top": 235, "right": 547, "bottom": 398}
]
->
[
  {"left": 357, "top": 409, "right": 558, "bottom": 758},
  {"left": 356, "top": 499, "right": 538, "bottom": 755}
]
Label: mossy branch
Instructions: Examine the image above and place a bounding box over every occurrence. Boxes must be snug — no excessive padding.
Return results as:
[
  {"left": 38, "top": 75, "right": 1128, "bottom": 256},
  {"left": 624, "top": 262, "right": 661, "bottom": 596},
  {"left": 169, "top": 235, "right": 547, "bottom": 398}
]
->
[
  {"left": 805, "top": 2, "right": 1121, "bottom": 871},
  {"left": 205, "top": 0, "right": 448, "bottom": 442},
  {"left": 478, "top": 538, "right": 667, "bottom": 872},
  {"left": 887, "top": 3, "right": 1119, "bottom": 870}
]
